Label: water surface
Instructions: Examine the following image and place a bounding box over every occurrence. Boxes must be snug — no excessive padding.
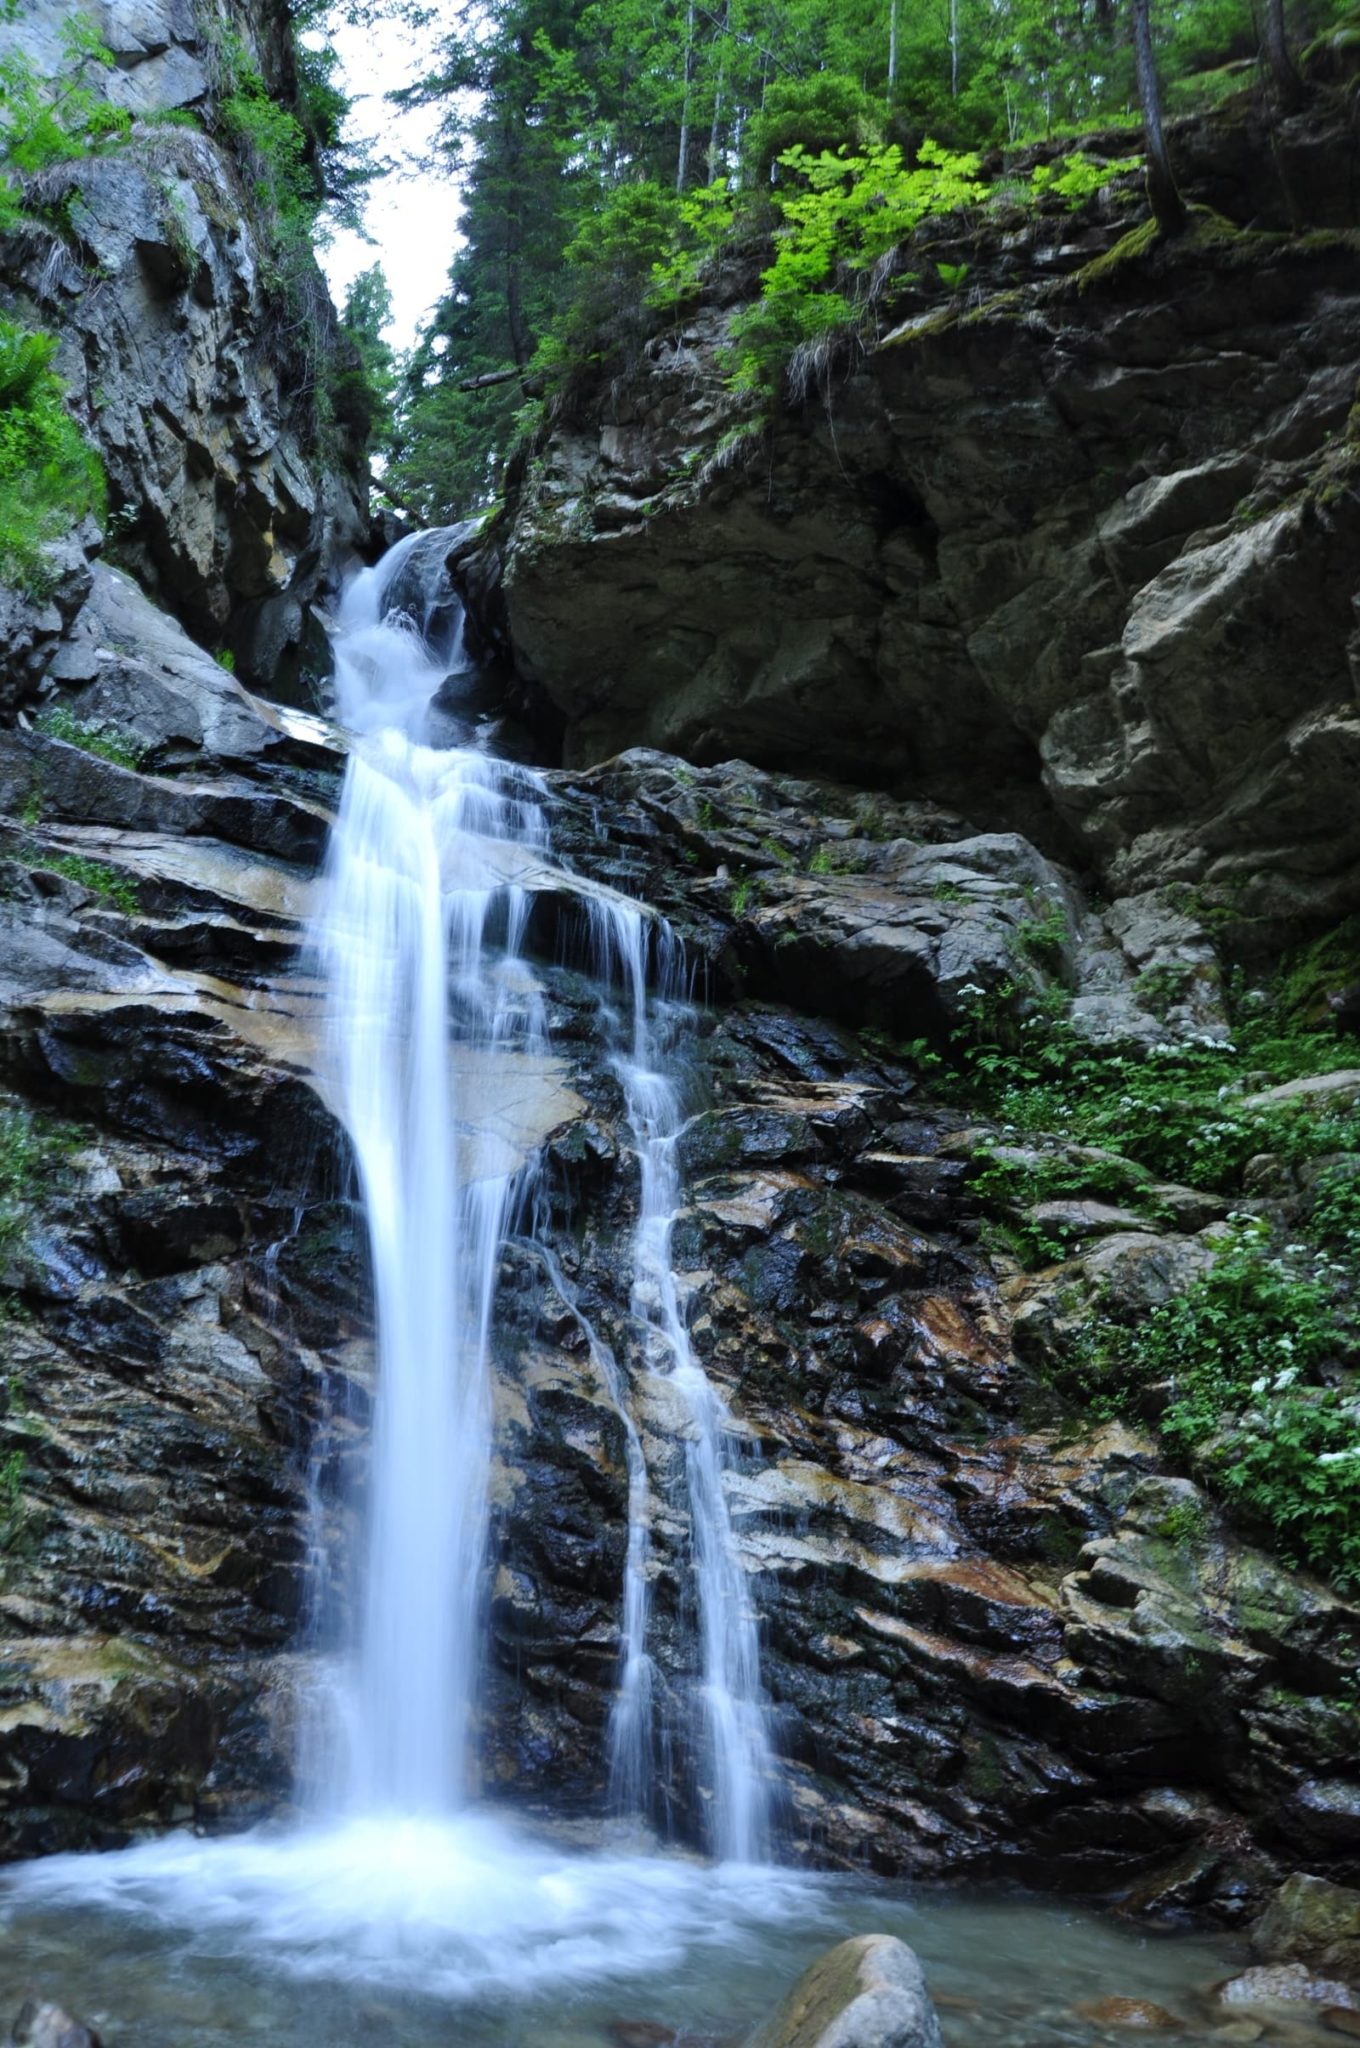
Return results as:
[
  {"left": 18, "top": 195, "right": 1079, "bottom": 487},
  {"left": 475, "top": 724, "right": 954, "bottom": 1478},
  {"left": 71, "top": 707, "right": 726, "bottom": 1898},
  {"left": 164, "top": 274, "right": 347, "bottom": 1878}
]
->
[{"left": 1, "top": 1813, "right": 1250, "bottom": 2047}]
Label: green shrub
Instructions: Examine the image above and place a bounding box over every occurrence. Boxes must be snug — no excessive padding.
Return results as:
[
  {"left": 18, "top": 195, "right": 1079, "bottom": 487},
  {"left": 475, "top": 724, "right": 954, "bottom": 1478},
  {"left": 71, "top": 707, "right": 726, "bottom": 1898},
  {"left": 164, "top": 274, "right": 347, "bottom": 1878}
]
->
[
  {"left": 0, "top": 319, "right": 103, "bottom": 592},
  {"left": 1029, "top": 151, "right": 1142, "bottom": 210},
  {"left": 727, "top": 139, "right": 986, "bottom": 397},
  {"left": 1095, "top": 1221, "right": 1360, "bottom": 1589},
  {"left": 0, "top": 17, "right": 130, "bottom": 188}
]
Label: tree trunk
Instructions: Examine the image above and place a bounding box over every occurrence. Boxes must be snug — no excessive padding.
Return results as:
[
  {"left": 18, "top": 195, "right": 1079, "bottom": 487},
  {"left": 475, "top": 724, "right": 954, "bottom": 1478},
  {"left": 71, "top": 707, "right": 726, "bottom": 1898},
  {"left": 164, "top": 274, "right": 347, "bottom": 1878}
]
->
[
  {"left": 1261, "top": 0, "right": 1305, "bottom": 110},
  {"left": 1131, "top": 0, "right": 1187, "bottom": 234},
  {"left": 708, "top": 0, "right": 729, "bottom": 176},
  {"left": 676, "top": 0, "right": 695, "bottom": 192}
]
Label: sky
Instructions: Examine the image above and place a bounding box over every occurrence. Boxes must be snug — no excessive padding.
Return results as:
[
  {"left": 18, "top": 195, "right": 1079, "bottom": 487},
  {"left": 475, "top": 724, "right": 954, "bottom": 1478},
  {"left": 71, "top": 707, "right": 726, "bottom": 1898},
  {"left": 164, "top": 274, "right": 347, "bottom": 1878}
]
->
[{"left": 316, "top": 18, "right": 465, "bottom": 355}]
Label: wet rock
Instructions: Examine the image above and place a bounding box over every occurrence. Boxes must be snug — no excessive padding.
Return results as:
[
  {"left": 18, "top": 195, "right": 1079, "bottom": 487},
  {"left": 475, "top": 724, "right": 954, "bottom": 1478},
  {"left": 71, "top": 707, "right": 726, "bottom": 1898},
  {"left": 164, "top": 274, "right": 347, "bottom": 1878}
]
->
[
  {"left": 1074, "top": 1996, "right": 1184, "bottom": 2029},
  {"left": 746, "top": 1934, "right": 944, "bottom": 2048},
  {"left": 1251, "top": 1874, "right": 1360, "bottom": 1981},
  {"left": 1218, "top": 1964, "right": 1360, "bottom": 2011},
  {"left": 10, "top": 2001, "right": 101, "bottom": 2048}
]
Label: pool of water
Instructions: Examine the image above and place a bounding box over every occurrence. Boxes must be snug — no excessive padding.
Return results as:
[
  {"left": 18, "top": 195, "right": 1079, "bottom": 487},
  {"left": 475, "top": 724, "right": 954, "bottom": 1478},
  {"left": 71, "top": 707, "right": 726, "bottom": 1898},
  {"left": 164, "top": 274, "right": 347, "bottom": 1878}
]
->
[{"left": 0, "top": 1810, "right": 1259, "bottom": 2047}]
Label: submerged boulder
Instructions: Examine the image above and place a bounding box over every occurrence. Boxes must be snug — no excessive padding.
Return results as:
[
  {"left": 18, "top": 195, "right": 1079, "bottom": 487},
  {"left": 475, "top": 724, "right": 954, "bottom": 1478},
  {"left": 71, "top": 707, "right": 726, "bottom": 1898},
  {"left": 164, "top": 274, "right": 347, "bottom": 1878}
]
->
[{"left": 10, "top": 2002, "right": 102, "bottom": 2048}]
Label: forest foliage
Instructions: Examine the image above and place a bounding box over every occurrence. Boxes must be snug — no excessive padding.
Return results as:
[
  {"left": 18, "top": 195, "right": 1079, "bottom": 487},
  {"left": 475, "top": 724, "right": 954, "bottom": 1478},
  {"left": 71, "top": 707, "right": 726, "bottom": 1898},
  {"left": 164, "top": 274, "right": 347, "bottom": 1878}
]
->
[{"left": 354, "top": 0, "right": 1347, "bottom": 513}]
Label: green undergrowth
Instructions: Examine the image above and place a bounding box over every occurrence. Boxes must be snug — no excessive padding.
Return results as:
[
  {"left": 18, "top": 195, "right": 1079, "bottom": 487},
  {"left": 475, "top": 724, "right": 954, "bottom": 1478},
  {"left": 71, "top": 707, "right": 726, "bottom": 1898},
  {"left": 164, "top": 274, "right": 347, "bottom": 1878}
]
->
[
  {"left": 1073, "top": 1209, "right": 1360, "bottom": 1589},
  {"left": 0, "top": 321, "right": 103, "bottom": 592},
  {"left": 0, "top": 13, "right": 130, "bottom": 235},
  {"left": 0, "top": 1098, "right": 80, "bottom": 1249},
  {"left": 35, "top": 703, "right": 146, "bottom": 770},
  {"left": 925, "top": 960, "right": 1360, "bottom": 1193},
  {"left": 904, "top": 926, "right": 1360, "bottom": 1590},
  {"left": 11, "top": 841, "right": 139, "bottom": 915}
]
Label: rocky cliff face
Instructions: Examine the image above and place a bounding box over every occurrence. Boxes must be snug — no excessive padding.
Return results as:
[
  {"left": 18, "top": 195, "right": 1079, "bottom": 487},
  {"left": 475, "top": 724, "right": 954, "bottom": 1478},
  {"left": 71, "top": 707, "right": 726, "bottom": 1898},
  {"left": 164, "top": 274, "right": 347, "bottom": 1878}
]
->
[
  {"left": 479, "top": 98, "right": 1360, "bottom": 960},
  {"left": 0, "top": 0, "right": 368, "bottom": 693}
]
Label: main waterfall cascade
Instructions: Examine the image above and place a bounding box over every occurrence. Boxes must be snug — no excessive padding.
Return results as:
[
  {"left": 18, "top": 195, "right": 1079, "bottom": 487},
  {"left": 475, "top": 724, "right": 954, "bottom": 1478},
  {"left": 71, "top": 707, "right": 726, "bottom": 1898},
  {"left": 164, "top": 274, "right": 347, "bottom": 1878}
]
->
[{"left": 312, "top": 529, "right": 778, "bottom": 1838}]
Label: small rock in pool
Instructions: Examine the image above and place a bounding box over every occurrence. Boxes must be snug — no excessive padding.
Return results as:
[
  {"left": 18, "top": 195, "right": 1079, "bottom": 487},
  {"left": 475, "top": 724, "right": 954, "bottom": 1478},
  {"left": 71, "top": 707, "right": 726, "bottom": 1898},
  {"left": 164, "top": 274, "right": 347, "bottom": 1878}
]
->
[
  {"left": 11, "top": 2002, "right": 103, "bottom": 2048},
  {"left": 608, "top": 2024, "right": 678, "bottom": 2048},
  {"left": 1074, "top": 1996, "right": 1184, "bottom": 2031},
  {"left": 1324, "top": 2012, "right": 1360, "bottom": 2038},
  {"left": 1218, "top": 1964, "right": 1360, "bottom": 2011}
]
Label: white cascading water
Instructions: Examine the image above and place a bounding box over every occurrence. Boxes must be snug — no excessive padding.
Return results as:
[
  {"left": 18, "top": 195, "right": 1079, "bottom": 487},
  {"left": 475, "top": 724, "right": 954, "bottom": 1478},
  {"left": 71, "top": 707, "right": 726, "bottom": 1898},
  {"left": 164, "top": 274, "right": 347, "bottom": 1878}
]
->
[
  {"left": 313, "top": 531, "right": 549, "bottom": 1812},
  {"left": 593, "top": 904, "right": 776, "bottom": 1863},
  {"left": 315, "top": 529, "right": 777, "bottom": 1845}
]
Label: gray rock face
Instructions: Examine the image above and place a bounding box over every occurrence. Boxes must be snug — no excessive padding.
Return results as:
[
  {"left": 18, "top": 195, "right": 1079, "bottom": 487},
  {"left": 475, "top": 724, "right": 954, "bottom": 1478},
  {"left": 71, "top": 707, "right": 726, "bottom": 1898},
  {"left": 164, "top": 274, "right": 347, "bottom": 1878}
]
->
[
  {"left": 0, "top": 3, "right": 367, "bottom": 683},
  {"left": 746, "top": 1936, "right": 944, "bottom": 2048},
  {"left": 484, "top": 133, "right": 1360, "bottom": 950},
  {"left": 0, "top": 528, "right": 95, "bottom": 721}
]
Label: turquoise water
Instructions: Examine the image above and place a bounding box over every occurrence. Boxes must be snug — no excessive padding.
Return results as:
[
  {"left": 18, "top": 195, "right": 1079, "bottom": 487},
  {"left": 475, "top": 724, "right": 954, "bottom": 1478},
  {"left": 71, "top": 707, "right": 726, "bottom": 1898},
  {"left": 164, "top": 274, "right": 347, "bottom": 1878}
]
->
[{"left": 0, "top": 1810, "right": 1252, "bottom": 2047}]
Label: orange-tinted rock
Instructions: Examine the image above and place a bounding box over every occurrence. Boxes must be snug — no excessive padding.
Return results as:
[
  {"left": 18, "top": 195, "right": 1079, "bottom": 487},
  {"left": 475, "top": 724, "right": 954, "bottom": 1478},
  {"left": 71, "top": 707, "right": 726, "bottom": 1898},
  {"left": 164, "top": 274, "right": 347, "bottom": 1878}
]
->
[{"left": 1075, "top": 1995, "right": 1184, "bottom": 2029}]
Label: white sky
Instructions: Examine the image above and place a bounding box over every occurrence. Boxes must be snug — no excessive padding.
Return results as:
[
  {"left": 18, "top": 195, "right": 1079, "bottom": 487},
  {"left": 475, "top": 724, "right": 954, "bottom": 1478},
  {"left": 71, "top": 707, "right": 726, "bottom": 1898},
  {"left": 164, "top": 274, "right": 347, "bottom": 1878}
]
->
[{"left": 316, "top": 18, "right": 465, "bottom": 355}]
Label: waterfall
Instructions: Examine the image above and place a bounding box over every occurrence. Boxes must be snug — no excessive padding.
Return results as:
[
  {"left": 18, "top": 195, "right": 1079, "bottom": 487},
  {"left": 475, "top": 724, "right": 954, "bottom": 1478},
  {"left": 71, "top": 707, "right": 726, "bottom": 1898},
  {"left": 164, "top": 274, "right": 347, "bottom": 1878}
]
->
[
  {"left": 311, "top": 529, "right": 776, "bottom": 1849},
  {"left": 312, "top": 532, "right": 548, "bottom": 1813},
  {"left": 592, "top": 904, "right": 777, "bottom": 1863}
]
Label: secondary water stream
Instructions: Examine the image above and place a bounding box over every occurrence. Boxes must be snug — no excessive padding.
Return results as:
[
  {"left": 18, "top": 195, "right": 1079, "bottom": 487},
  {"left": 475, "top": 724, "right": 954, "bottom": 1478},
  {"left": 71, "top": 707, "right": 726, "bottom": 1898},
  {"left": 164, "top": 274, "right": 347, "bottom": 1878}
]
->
[{"left": 0, "top": 535, "right": 1253, "bottom": 2045}]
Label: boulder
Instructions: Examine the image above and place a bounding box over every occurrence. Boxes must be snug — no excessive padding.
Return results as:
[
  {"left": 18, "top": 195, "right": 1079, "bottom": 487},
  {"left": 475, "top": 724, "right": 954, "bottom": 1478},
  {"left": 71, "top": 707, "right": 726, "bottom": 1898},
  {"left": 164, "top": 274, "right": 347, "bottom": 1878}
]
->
[
  {"left": 1219, "top": 1964, "right": 1360, "bottom": 2011},
  {"left": 746, "top": 1935, "right": 945, "bottom": 2048},
  {"left": 1252, "top": 1875, "right": 1360, "bottom": 1980},
  {"left": 10, "top": 2002, "right": 101, "bottom": 2048}
]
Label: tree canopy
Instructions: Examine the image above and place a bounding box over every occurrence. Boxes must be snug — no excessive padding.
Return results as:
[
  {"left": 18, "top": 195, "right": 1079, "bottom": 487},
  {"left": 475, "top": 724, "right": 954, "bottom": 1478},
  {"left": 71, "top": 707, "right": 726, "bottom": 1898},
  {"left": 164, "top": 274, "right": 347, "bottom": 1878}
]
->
[{"left": 352, "top": 0, "right": 1343, "bottom": 514}]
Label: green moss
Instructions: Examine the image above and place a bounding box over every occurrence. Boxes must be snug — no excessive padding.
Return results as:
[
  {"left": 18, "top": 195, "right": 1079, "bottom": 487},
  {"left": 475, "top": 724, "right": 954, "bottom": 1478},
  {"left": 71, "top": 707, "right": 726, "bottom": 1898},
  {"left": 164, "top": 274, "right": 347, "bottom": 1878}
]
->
[
  {"left": 1074, "top": 217, "right": 1160, "bottom": 292},
  {"left": 1275, "top": 915, "right": 1360, "bottom": 1028}
]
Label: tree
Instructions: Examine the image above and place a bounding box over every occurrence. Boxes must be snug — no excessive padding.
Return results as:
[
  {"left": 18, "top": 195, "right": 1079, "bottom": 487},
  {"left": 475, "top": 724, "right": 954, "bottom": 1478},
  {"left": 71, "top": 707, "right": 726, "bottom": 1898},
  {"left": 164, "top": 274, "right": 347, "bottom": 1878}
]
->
[
  {"left": 1260, "top": 0, "right": 1305, "bottom": 111},
  {"left": 1130, "top": 0, "right": 1187, "bottom": 235},
  {"left": 330, "top": 264, "right": 397, "bottom": 453}
]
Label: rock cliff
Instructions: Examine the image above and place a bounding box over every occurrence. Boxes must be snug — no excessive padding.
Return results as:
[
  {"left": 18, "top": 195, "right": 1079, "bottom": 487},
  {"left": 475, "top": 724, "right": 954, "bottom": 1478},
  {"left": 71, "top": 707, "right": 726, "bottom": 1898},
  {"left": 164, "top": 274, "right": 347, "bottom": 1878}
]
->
[
  {"left": 0, "top": 0, "right": 368, "bottom": 692},
  {"left": 478, "top": 95, "right": 1360, "bottom": 958}
]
